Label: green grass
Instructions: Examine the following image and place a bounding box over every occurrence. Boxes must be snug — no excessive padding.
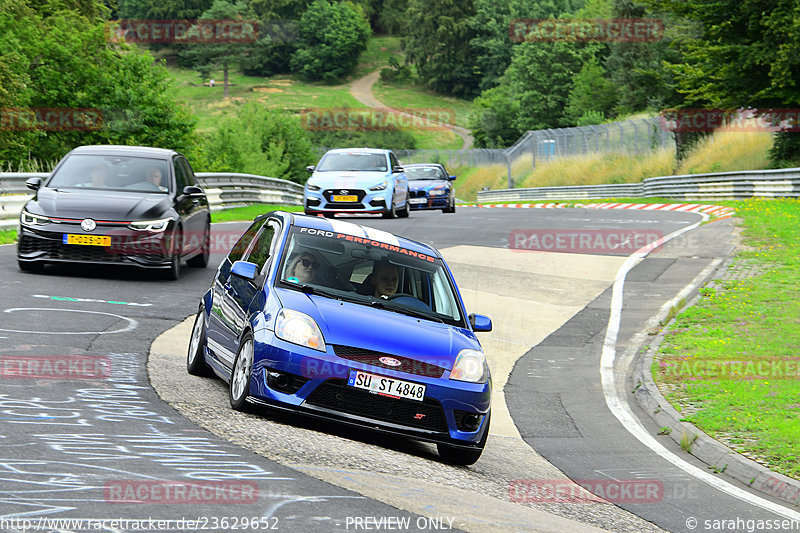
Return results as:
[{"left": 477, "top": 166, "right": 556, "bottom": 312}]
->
[
  {"left": 653, "top": 198, "right": 800, "bottom": 479},
  {"left": 168, "top": 66, "right": 364, "bottom": 135},
  {"left": 350, "top": 36, "right": 404, "bottom": 80},
  {"left": 372, "top": 80, "right": 473, "bottom": 129},
  {"left": 211, "top": 204, "right": 303, "bottom": 223},
  {"left": 0, "top": 229, "right": 16, "bottom": 245}
]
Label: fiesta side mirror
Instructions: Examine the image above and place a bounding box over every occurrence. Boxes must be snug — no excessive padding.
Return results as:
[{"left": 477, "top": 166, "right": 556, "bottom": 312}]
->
[
  {"left": 231, "top": 260, "right": 258, "bottom": 281},
  {"left": 469, "top": 313, "right": 492, "bottom": 332}
]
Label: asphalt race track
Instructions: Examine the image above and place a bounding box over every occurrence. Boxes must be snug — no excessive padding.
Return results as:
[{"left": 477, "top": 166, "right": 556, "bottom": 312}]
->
[{"left": 0, "top": 207, "right": 797, "bottom": 533}]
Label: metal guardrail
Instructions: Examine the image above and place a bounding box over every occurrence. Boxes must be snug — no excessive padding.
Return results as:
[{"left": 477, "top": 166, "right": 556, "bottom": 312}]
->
[
  {"left": 0, "top": 172, "right": 304, "bottom": 228},
  {"left": 477, "top": 168, "right": 800, "bottom": 202}
]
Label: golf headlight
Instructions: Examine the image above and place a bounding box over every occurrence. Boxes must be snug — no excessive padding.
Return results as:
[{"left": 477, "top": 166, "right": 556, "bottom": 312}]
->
[
  {"left": 428, "top": 188, "right": 446, "bottom": 196},
  {"left": 20, "top": 209, "right": 50, "bottom": 226},
  {"left": 275, "top": 309, "right": 325, "bottom": 351},
  {"left": 369, "top": 181, "right": 387, "bottom": 191},
  {"left": 450, "top": 349, "right": 488, "bottom": 383},
  {"left": 129, "top": 218, "right": 170, "bottom": 232}
]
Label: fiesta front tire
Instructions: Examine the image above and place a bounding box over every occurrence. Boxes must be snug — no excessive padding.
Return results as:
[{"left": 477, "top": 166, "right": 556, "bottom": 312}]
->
[
  {"left": 229, "top": 334, "right": 254, "bottom": 411},
  {"left": 187, "top": 305, "right": 212, "bottom": 376}
]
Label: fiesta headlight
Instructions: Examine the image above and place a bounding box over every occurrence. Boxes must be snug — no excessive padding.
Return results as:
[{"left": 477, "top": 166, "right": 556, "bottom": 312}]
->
[
  {"left": 450, "top": 349, "right": 488, "bottom": 383},
  {"left": 20, "top": 209, "right": 50, "bottom": 227},
  {"left": 129, "top": 218, "right": 170, "bottom": 232},
  {"left": 275, "top": 309, "right": 325, "bottom": 352},
  {"left": 428, "top": 188, "right": 446, "bottom": 196},
  {"left": 369, "top": 181, "right": 387, "bottom": 191}
]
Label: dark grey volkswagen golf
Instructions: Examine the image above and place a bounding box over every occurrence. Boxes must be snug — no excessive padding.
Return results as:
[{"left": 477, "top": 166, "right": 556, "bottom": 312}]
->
[{"left": 17, "top": 145, "right": 210, "bottom": 279}]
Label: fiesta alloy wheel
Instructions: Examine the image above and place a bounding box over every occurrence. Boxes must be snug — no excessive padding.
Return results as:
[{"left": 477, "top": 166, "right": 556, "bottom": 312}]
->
[
  {"left": 230, "top": 334, "right": 254, "bottom": 411},
  {"left": 187, "top": 306, "right": 212, "bottom": 376}
]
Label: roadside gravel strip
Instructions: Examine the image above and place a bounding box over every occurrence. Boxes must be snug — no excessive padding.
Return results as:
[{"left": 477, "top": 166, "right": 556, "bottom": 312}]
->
[{"left": 148, "top": 245, "right": 664, "bottom": 532}]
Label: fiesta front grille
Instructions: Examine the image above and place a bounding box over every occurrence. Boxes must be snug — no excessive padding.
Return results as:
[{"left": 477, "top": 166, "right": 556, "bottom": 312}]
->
[
  {"left": 332, "top": 345, "right": 447, "bottom": 378},
  {"left": 304, "top": 379, "right": 447, "bottom": 433}
]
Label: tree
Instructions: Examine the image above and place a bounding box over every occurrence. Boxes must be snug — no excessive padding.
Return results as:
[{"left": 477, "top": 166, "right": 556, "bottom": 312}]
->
[
  {"left": 503, "top": 40, "right": 596, "bottom": 131},
  {"left": 178, "top": 0, "right": 253, "bottom": 98},
  {"left": 467, "top": 85, "right": 522, "bottom": 148},
  {"left": 289, "top": 0, "right": 371, "bottom": 82},
  {"left": 403, "top": 0, "right": 480, "bottom": 98},
  {"left": 202, "top": 103, "right": 315, "bottom": 183},
  {"left": 565, "top": 57, "right": 617, "bottom": 123},
  {"left": 469, "top": 0, "right": 581, "bottom": 92},
  {"left": 604, "top": 0, "right": 681, "bottom": 115},
  {"left": 644, "top": 0, "right": 800, "bottom": 160},
  {"left": 118, "top": 0, "right": 214, "bottom": 20},
  {"left": 0, "top": 0, "right": 196, "bottom": 166}
]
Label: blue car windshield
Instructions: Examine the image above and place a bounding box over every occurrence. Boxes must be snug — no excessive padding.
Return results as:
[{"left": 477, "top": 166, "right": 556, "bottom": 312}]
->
[
  {"left": 316, "top": 153, "right": 388, "bottom": 172},
  {"left": 278, "top": 226, "right": 464, "bottom": 327},
  {"left": 405, "top": 167, "right": 445, "bottom": 180},
  {"left": 47, "top": 154, "right": 170, "bottom": 193}
]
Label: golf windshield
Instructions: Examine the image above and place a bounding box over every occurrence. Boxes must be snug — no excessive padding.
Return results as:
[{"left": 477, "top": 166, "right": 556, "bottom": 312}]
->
[
  {"left": 47, "top": 154, "right": 170, "bottom": 193},
  {"left": 278, "top": 226, "right": 464, "bottom": 327}
]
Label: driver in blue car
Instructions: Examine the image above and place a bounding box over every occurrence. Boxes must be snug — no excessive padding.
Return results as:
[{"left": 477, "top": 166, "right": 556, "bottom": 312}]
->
[
  {"left": 373, "top": 260, "right": 399, "bottom": 298},
  {"left": 287, "top": 251, "right": 320, "bottom": 284}
]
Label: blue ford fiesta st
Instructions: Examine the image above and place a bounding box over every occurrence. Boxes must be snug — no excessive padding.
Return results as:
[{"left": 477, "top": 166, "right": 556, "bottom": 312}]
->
[{"left": 187, "top": 211, "right": 493, "bottom": 465}]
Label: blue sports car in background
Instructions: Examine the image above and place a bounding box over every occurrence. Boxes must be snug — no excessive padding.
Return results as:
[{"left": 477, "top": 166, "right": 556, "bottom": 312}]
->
[
  {"left": 304, "top": 148, "right": 410, "bottom": 219},
  {"left": 404, "top": 163, "right": 456, "bottom": 213},
  {"left": 187, "top": 212, "right": 493, "bottom": 465}
]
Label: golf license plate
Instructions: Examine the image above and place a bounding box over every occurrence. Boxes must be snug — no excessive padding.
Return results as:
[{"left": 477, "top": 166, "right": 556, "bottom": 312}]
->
[
  {"left": 348, "top": 370, "right": 425, "bottom": 401},
  {"left": 63, "top": 234, "right": 111, "bottom": 247},
  {"left": 332, "top": 195, "right": 358, "bottom": 202}
]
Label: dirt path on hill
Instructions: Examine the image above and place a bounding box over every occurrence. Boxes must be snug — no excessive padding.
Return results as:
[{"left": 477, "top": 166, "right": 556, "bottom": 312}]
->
[{"left": 349, "top": 70, "right": 474, "bottom": 150}]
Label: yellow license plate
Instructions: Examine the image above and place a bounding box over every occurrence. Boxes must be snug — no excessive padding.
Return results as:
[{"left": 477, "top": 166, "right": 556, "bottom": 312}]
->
[
  {"left": 63, "top": 234, "right": 111, "bottom": 247},
  {"left": 332, "top": 195, "right": 358, "bottom": 202}
]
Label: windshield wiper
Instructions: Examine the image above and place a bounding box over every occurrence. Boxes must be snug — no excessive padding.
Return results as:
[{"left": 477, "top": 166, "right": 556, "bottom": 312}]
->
[
  {"left": 285, "top": 282, "right": 365, "bottom": 305},
  {"left": 370, "top": 300, "right": 444, "bottom": 323}
]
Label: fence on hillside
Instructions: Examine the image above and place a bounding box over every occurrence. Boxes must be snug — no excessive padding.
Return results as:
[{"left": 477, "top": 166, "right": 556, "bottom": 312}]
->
[{"left": 320, "top": 117, "right": 674, "bottom": 187}]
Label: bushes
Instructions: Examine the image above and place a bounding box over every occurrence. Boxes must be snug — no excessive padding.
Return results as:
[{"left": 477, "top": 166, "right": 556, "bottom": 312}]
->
[
  {"left": 201, "top": 104, "right": 315, "bottom": 184},
  {"left": 290, "top": 0, "right": 371, "bottom": 82}
]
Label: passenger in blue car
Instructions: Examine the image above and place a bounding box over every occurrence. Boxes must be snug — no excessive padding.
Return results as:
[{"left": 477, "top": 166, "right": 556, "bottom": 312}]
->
[
  {"left": 287, "top": 251, "right": 320, "bottom": 284},
  {"left": 373, "top": 260, "right": 399, "bottom": 298}
]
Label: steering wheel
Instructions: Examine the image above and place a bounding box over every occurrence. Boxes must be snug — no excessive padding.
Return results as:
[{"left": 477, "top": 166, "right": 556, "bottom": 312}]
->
[{"left": 386, "top": 293, "right": 417, "bottom": 301}]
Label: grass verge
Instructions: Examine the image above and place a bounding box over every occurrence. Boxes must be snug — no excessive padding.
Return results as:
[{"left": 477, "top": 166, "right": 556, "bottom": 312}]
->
[
  {"left": 653, "top": 198, "right": 800, "bottom": 479},
  {"left": 0, "top": 229, "right": 16, "bottom": 245},
  {"left": 211, "top": 204, "right": 303, "bottom": 223},
  {"left": 372, "top": 80, "right": 473, "bottom": 129}
]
